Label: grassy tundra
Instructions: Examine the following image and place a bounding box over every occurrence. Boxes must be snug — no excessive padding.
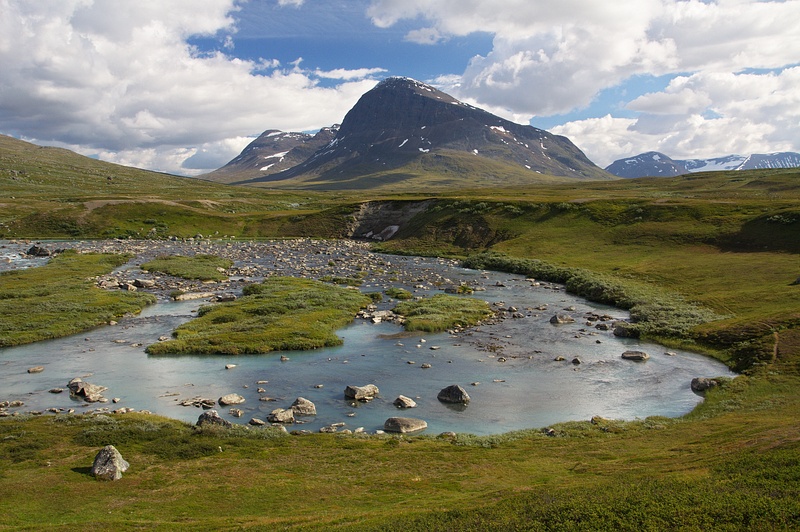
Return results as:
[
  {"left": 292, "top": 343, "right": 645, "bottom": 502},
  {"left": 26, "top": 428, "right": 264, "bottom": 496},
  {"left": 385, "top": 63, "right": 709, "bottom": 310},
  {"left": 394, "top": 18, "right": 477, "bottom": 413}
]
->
[{"left": 0, "top": 136, "right": 798, "bottom": 529}]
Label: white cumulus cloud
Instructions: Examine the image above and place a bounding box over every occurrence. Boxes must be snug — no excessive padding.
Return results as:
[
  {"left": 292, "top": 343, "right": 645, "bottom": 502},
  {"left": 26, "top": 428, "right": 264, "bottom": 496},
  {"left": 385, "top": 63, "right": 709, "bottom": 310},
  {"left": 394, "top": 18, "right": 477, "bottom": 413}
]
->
[
  {"left": 0, "top": 0, "right": 382, "bottom": 175},
  {"left": 368, "top": 0, "right": 800, "bottom": 162}
]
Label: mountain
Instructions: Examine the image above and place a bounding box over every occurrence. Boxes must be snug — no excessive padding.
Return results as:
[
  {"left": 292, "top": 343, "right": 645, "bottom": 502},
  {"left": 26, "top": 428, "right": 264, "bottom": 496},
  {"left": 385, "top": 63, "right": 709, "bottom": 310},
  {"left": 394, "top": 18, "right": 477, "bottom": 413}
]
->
[
  {"left": 604, "top": 152, "right": 688, "bottom": 178},
  {"left": 202, "top": 126, "right": 338, "bottom": 184},
  {"left": 212, "top": 77, "right": 612, "bottom": 189},
  {"left": 606, "top": 151, "right": 800, "bottom": 178}
]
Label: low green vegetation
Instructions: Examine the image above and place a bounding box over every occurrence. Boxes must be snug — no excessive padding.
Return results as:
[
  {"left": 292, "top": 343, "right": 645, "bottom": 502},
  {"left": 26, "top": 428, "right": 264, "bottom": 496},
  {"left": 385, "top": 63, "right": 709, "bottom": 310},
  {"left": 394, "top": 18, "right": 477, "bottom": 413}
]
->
[
  {"left": 140, "top": 254, "right": 233, "bottom": 281},
  {"left": 2, "top": 137, "right": 800, "bottom": 529},
  {"left": 393, "top": 293, "right": 493, "bottom": 332},
  {"left": 385, "top": 286, "right": 413, "bottom": 299},
  {"left": 145, "top": 277, "right": 371, "bottom": 354},
  {"left": 463, "top": 251, "right": 721, "bottom": 346},
  {"left": 0, "top": 251, "right": 155, "bottom": 346}
]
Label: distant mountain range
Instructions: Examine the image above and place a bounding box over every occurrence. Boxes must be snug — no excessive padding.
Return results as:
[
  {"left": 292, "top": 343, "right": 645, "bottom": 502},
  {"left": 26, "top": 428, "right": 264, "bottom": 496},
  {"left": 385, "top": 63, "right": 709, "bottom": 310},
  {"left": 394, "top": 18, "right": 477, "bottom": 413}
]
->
[
  {"left": 605, "top": 151, "right": 800, "bottom": 178},
  {"left": 203, "top": 77, "right": 612, "bottom": 189}
]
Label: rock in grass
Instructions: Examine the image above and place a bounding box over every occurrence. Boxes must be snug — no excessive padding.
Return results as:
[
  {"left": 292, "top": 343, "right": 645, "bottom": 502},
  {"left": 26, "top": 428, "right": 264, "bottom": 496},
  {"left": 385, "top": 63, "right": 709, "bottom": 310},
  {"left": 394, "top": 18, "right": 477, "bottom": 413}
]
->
[
  {"left": 91, "top": 445, "right": 129, "bottom": 481},
  {"left": 621, "top": 350, "right": 650, "bottom": 361},
  {"left": 344, "top": 384, "right": 379, "bottom": 401},
  {"left": 291, "top": 397, "right": 317, "bottom": 416},
  {"left": 384, "top": 417, "right": 428, "bottom": 433},
  {"left": 691, "top": 377, "right": 721, "bottom": 393},
  {"left": 196, "top": 409, "right": 232, "bottom": 427},
  {"left": 437, "top": 384, "right": 470, "bottom": 404},
  {"left": 218, "top": 393, "right": 245, "bottom": 406}
]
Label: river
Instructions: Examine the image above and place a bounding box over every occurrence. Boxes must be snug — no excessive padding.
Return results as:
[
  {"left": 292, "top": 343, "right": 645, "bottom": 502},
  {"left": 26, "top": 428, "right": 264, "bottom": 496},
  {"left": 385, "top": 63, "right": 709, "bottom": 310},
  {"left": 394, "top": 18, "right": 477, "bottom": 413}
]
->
[{"left": 0, "top": 239, "right": 734, "bottom": 435}]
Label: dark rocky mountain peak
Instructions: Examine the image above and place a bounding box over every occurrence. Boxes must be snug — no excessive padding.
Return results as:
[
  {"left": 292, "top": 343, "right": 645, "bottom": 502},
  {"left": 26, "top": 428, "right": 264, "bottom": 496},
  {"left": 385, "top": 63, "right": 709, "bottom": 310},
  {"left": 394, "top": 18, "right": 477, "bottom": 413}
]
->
[{"left": 221, "top": 76, "right": 612, "bottom": 188}]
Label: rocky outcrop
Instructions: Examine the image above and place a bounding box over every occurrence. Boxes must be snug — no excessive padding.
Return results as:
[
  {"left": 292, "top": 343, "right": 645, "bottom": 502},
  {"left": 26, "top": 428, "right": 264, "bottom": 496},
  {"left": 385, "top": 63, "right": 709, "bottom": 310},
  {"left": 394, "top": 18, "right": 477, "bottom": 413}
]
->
[
  {"left": 437, "top": 385, "right": 470, "bottom": 404},
  {"left": 384, "top": 417, "right": 428, "bottom": 433},
  {"left": 344, "top": 384, "right": 379, "bottom": 401},
  {"left": 91, "top": 445, "right": 129, "bottom": 481}
]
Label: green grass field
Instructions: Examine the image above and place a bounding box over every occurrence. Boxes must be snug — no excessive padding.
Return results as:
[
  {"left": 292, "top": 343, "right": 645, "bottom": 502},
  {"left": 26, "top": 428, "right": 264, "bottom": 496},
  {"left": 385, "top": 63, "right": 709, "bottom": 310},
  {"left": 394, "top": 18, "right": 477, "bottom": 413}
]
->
[{"left": 0, "top": 136, "right": 798, "bottom": 529}]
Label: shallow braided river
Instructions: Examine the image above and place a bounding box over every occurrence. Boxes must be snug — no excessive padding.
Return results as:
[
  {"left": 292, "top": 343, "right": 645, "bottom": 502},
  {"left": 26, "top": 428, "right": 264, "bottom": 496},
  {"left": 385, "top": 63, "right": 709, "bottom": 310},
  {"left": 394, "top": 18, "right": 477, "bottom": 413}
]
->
[{"left": 0, "top": 239, "right": 734, "bottom": 435}]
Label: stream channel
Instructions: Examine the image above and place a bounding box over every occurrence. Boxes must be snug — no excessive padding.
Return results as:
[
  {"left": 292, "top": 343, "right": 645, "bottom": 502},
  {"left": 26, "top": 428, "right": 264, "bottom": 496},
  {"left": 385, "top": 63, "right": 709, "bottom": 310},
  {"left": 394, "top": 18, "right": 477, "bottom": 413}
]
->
[{"left": 0, "top": 239, "right": 734, "bottom": 436}]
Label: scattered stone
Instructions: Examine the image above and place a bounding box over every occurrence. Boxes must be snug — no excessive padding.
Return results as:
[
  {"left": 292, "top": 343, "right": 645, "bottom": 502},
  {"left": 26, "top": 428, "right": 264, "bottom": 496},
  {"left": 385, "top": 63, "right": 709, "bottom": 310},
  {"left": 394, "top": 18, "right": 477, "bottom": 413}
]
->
[
  {"left": 218, "top": 393, "right": 245, "bottom": 406},
  {"left": 291, "top": 397, "right": 317, "bottom": 416},
  {"left": 91, "top": 445, "right": 129, "bottom": 481},
  {"left": 549, "top": 313, "right": 575, "bottom": 325},
  {"left": 344, "top": 384, "right": 379, "bottom": 401},
  {"left": 196, "top": 409, "right": 231, "bottom": 427},
  {"left": 393, "top": 395, "right": 417, "bottom": 408},
  {"left": 384, "top": 417, "right": 428, "bottom": 433},
  {"left": 25, "top": 244, "right": 51, "bottom": 257},
  {"left": 571, "top": 357, "right": 582, "bottom": 365},
  {"left": 178, "top": 396, "right": 217, "bottom": 408},
  {"left": 225, "top": 364, "right": 237, "bottom": 370},
  {"left": 267, "top": 408, "right": 295, "bottom": 424},
  {"left": 420, "top": 363, "right": 432, "bottom": 369},
  {"left": 553, "top": 356, "right": 565, "bottom": 361},
  {"left": 48, "top": 388, "right": 64, "bottom": 394},
  {"left": 249, "top": 418, "right": 266, "bottom": 426},
  {"left": 27, "top": 366, "right": 45, "bottom": 374},
  {"left": 229, "top": 408, "right": 244, "bottom": 418},
  {"left": 132, "top": 279, "right": 156, "bottom": 288},
  {"left": 621, "top": 350, "right": 650, "bottom": 361},
  {"left": 437, "top": 384, "right": 470, "bottom": 404},
  {"left": 173, "top": 292, "right": 215, "bottom": 301},
  {"left": 67, "top": 378, "right": 107, "bottom": 402}
]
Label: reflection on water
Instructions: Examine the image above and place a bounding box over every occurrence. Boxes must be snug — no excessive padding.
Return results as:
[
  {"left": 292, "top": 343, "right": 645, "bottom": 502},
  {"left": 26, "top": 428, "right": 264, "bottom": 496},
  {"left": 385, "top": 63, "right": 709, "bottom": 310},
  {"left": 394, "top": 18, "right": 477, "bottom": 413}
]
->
[{"left": 0, "top": 242, "right": 734, "bottom": 435}]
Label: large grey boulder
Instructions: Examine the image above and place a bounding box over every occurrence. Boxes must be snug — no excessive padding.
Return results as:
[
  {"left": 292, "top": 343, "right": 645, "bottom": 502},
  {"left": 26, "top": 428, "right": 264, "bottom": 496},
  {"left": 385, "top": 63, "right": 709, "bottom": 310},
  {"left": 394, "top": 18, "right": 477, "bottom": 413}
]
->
[
  {"left": 344, "top": 384, "right": 379, "bottom": 401},
  {"left": 691, "top": 377, "right": 721, "bottom": 393},
  {"left": 384, "top": 417, "right": 428, "bottom": 433},
  {"left": 91, "top": 445, "right": 129, "bottom": 481},
  {"left": 218, "top": 393, "right": 245, "bottom": 406},
  {"left": 67, "top": 378, "right": 107, "bottom": 403},
  {"left": 437, "top": 385, "right": 470, "bottom": 404},
  {"left": 267, "top": 408, "right": 295, "bottom": 424},
  {"left": 196, "top": 409, "right": 232, "bottom": 427},
  {"left": 291, "top": 397, "right": 317, "bottom": 416}
]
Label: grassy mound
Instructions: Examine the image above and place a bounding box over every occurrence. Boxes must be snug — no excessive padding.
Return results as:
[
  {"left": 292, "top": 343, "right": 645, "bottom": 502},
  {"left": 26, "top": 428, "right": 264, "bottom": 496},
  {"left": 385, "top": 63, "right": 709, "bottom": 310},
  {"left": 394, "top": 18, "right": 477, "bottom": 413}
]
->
[
  {"left": 140, "top": 254, "right": 233, "bottom": 281},
  {"left": 145, "top": 276, "right": 371, "bottom": 355},
  {"left": 0, "top": 251, "right": 155, "bottom": 346},
  {"left": 393, "top": 293, "right": 494, "bottom": 332}
]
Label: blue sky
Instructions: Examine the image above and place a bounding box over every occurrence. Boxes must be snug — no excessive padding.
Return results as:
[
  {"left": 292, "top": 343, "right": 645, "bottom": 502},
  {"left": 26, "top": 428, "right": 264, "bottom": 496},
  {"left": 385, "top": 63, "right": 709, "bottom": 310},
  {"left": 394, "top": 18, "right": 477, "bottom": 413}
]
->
[{"left": 1, "top": 0, "right": 798, "bottom": 175}]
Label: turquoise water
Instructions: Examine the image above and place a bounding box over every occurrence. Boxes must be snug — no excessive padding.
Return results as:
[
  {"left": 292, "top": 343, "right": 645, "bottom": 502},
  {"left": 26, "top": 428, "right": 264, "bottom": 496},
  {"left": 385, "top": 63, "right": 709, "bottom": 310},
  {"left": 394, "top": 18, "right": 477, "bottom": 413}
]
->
[{"left": 0, "top": 247, "right": 734, "bottom": 435}]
